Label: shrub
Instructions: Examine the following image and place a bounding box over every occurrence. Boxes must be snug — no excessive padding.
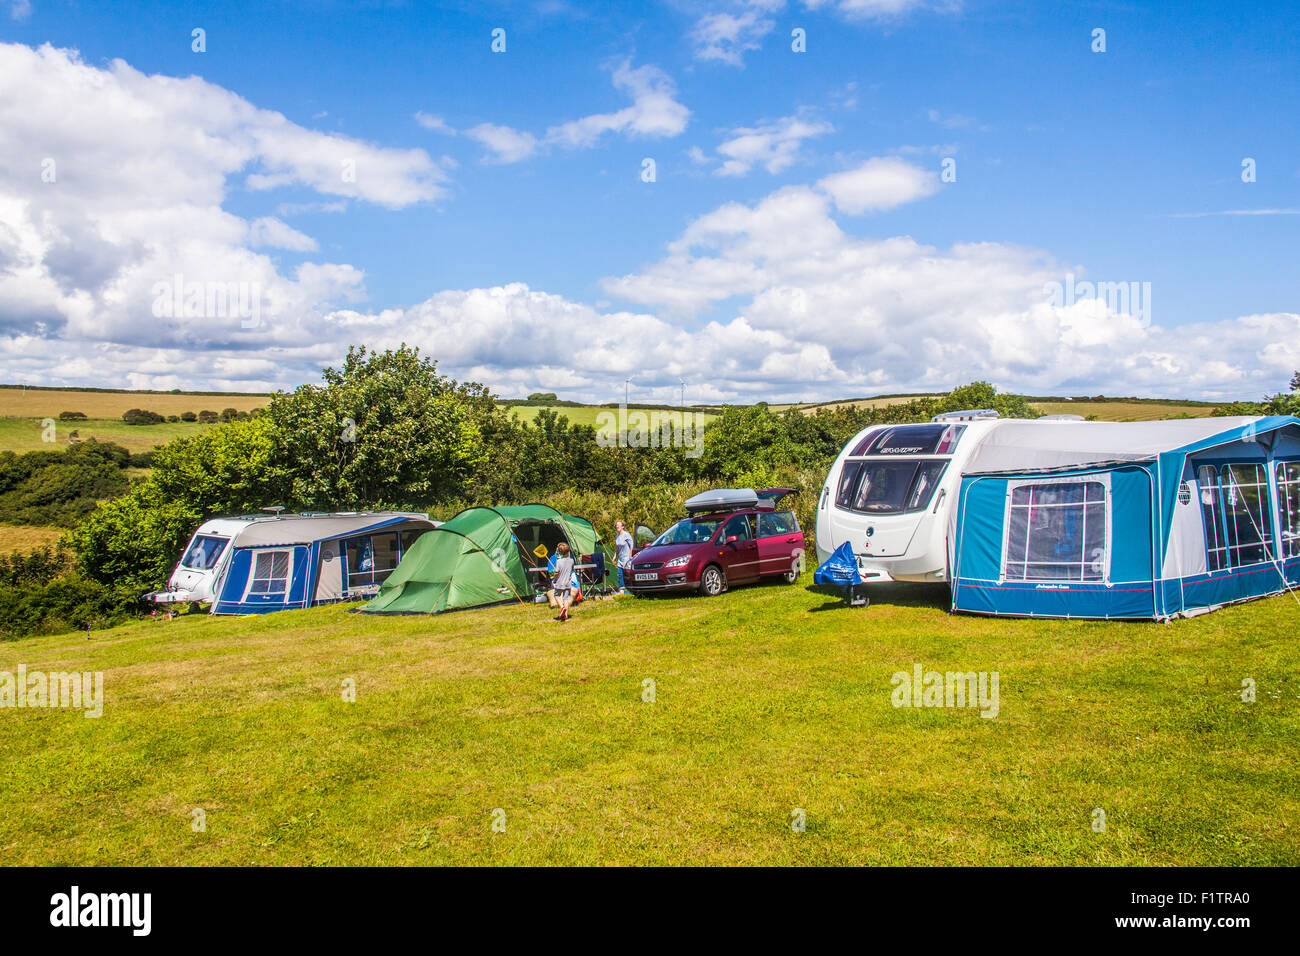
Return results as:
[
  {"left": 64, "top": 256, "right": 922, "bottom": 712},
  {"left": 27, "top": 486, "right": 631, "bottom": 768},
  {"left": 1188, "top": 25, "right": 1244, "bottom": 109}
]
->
[
  {"left": 0, "top": 573, "right": 139, "bottom": 640},
  {"left": 197, "top": 410, "right": 219, "bottom": 424},
  {"left": 219, "top": 407, "right": 239, "bottom": 422},
  {"left": 0, "top": 441, "right": 133, "bottom": 527},
  {"left": 58, "top": 411, "right": 87, "bottom": 421},
  {"left": 166, "top": 415, "right": 180, "bottom": 423},
  {"left": 122, "top": 408, "right": 164, "bottom": 426},
  {"left": 180, "top": 411, "right": 197, "bottom": 422}
]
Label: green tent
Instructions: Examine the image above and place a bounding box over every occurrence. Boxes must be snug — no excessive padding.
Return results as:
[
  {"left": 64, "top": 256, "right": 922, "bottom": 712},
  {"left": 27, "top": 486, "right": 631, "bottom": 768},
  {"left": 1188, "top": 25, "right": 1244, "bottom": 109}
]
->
[{"left": 360, "top": 503, "right": 607, "bottom": 615}]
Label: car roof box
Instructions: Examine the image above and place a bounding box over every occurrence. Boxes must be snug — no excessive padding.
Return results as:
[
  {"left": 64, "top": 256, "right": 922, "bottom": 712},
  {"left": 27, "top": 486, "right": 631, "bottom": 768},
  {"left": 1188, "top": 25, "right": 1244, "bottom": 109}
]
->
[{"left": 684, "top": 488, "right": 759, "bottom": 513}]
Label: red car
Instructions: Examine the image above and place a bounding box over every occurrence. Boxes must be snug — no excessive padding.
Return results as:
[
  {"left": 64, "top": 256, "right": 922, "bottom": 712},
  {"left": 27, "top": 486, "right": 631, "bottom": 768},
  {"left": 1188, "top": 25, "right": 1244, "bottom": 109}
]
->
[{"left": 627, "top": 488, "right": 805, "bottom": 597}]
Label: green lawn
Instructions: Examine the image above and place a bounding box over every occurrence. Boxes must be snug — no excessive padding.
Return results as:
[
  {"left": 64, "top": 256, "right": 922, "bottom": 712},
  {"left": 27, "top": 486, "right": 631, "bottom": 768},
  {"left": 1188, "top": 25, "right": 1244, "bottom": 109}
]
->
[
  {"left": 503, "top": 404, "right": 717, "bottom": 433},
  {"left": 2, "top": 579, "right": 1296, "bottom": 866}
]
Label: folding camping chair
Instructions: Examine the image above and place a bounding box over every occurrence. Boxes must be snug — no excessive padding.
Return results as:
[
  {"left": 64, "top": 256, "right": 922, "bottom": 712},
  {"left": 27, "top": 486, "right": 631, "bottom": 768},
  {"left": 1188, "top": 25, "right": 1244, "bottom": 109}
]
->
[{"left": 579, "top": 552, "right": 612, "bottom": 597}]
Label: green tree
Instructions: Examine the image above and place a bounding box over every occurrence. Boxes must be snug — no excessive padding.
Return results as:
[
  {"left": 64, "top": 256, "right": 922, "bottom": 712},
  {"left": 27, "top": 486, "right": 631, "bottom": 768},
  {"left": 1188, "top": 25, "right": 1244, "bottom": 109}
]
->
[{"left": 268, "top": 344, "right": 493, "bottom": 509}]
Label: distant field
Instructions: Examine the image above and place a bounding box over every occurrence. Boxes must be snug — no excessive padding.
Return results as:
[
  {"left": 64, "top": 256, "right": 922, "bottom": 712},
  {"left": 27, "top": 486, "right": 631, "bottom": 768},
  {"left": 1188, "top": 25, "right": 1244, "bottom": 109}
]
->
[
  {"left": 774, "top": 395, "right": 933, "bottom": 413},
  {"left": 505, "top": 404, "right": 718, "bottom": 436},
  {"left": 1030, "top": 401, "right": 1216, "bottom": 421},
  {"left": 0, "top": 524, "right": 66, "bottom": 554},
  {"left": 0, "top": 416, "right": 211, "bottom": 454},
  {"left": 0, "top": 387, "right": 268, "bottom": 419},
  {"left": 0, "top": 388, "right": 1227, "bottom": 455}
]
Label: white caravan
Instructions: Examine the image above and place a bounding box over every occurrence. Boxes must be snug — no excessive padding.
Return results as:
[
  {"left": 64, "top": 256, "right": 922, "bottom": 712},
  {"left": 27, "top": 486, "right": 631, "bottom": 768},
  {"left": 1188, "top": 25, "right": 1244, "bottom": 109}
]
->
[
  {"left": 146, "top": 511, "right": 436, "bottom": 612},
  {"left": 148, "top": 516, "right": 252, "bottom": 606},
  {"left": 814, "top": 410, "right": 1075, "bottom": 583}
]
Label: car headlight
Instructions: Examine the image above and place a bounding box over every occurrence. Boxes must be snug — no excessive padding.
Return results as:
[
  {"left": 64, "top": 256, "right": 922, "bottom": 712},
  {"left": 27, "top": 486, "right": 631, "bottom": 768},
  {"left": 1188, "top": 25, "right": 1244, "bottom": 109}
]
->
[{"left": 664, "top": 554, "right": 691, "bottom": 568}]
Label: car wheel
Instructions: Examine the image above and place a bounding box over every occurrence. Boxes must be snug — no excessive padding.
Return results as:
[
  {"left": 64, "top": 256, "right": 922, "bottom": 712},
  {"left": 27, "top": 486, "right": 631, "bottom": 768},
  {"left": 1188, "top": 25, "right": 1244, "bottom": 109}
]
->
[{"left": 699, "top": 564, "right": 726, "bottom": 597}]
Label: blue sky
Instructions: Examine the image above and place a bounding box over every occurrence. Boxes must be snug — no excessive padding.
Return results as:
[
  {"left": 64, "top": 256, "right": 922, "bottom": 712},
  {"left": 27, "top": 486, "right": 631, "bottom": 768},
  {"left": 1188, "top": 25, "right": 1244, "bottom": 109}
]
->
[{"left": 0, "top": 0, "right": 1296, "bottom": 403}]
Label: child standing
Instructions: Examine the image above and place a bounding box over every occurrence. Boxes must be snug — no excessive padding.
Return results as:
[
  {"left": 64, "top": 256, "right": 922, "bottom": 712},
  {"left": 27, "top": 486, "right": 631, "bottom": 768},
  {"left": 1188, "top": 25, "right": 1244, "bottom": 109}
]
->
[{"left": 548, "top": 542, "right": 576, "bottom": 622}]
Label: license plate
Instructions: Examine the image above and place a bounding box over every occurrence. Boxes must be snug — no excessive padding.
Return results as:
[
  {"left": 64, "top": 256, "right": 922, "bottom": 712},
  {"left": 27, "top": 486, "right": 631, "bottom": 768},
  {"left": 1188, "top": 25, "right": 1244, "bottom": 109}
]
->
[{"left": 635, "top": 573, "right": 658, "bottom": 581}]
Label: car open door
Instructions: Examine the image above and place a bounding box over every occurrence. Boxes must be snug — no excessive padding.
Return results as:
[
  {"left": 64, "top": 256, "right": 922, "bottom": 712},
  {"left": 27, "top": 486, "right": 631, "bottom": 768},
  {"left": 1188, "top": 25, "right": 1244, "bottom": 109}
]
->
[
  {"left": 632, "top": 523, "right": 655, "bottom": 557},
  {"left": 715, "top": 513, "right": 760, "bottom": 584}
]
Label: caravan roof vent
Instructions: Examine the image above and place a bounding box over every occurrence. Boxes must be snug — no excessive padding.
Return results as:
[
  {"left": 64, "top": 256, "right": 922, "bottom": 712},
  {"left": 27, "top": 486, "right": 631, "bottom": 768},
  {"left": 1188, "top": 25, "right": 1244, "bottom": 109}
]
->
[{"left": 931, "top": 408, "right": 999, "bottom": 423}]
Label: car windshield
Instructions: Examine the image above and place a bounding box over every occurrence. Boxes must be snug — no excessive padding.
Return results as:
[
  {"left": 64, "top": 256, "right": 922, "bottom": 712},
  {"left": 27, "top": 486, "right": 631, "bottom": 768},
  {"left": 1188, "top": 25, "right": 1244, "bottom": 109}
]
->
[
  {"left": 181, "top": 534, "right": 229, "bottom": 570},
  {"left": 653, "top": 517, "right": 724, "bottom": 545}
]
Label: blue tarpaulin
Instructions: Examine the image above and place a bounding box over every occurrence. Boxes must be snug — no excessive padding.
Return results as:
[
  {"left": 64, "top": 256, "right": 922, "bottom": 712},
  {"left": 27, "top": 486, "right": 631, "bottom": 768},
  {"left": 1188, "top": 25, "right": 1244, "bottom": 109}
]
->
[{"left": 814, "top": 541, "right": 862, "bottom": 588}]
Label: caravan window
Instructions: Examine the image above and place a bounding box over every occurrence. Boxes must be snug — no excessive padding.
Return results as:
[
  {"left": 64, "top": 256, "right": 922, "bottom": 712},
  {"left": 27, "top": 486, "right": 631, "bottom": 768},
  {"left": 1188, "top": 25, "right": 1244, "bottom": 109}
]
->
[
  {"left": 181, "top": 535, "right": 228, "bottom": 570},
  {"left": 1003, "top": 481, "right": 1107, "bottom": 582},
  {"left": 400, "top": 529, "right": 426, "bottom": 556},
  {"left": 1198, "top": 466, "right": 1229, "bottom": 572},
  {"left": 249, "top": 550, "right": 291, "bottom": 596},
  {"left": 345, "top": 533, "right": 402, "bottom": 588},
  {"left": 1277, "top": 462, "right": 1300, "bottom": 559},
  {"left": 836, "top": 461, "right": 863, "bottom": 508},
  {"left": 1222, "top": 464, "right": 1273, "bottom": 567},
  {"left": 849, "top": 424, "right": 966, "bottom": 457},
  {"left": 839, "top": 460, "right": 948, "bottom": 515}
]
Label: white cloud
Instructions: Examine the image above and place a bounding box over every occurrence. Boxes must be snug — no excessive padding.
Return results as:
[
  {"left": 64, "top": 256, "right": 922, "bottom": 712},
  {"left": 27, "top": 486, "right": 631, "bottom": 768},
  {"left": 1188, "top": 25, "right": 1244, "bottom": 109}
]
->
[
  {"left": 548, "top": 61, "right": 690, "bottom": 146},
  {"left": 414, "top": 112, "right": 455, "bottom": 135},
  {"left": 926, "top": 108, "right": 988, "bottom": 131},
  {"left": 816, "top": 156, "right": 940, "bottom": 213},
  {"left": 467, "top": 61, "right": 689, "bottom": 163},
  {"left": 276, "top": 200, "right": 348, "bottom": 217},
  {"left": 465, "top": 123, "right": 539, "bottom": 164},
  {"left": 0, "top": 50, "right": 1287, "bottom": 405},
  {"left": 0, "top": 41, "right": 454, "bottom": 360},
  {"left": 9, "top": 0, "right": 30, "bottom": 22},
  {"left": 1165, "top": 208, "right": 1300, "bottom": 218},
  {"left": 690, "top": 3, "right": 781, "bottom": 66},
  {"left": 710, "top": 113, "right": 834, "bottom": 176},
  {"left": 690, "top": 1, "right": 956, "bottom": 67},
  {"left": 248, "top": 217, "right": 319, "bottom": 252}
]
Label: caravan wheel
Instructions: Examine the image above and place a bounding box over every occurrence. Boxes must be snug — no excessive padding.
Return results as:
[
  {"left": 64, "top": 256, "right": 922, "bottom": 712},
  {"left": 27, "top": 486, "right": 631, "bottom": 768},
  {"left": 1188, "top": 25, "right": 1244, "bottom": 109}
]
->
[{"left": 699, "top": 564, "right": 726, "bottom": 597}]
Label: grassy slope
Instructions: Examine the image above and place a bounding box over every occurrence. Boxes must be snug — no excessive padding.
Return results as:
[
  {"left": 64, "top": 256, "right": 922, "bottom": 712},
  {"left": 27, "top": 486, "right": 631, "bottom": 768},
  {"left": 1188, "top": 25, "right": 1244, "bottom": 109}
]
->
[
  {"left": 0, "top": 387, "right": 268, "bottom": 419},
  {"left": 0, "top": 416, "right": 219, "bottom": 454},
  {"left": 0, "top": 524, "right": 66, "bottom": 554},
  {"left": 2, "top": 580, "right": 1295, "bottom": 866},
  {"left": 504, "top": 404, "right": 718, "bottom": 432},
  {"left": 1030, "top": 401, "right": 1215, "bottom": 421}
]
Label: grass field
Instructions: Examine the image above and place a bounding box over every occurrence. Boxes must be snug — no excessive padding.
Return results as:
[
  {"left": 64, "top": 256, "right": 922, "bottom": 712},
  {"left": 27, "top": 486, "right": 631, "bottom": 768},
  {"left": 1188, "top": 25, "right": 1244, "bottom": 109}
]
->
[
  {"left": 1030, "top": 401, "right": 1216, "bottom": 421},
  {"left": 774, "top": 395, "right": 933, "bottom": 413},
  {"left": 0, "top": 387, "right": 268, "bottom": 419},
  {"left": 0, "top": 388, "right": 1224, "bottom": 454},
  {"left": 0, "top": 524, "right": 66, "bottom": 554},
  {"left": 504, "top": 404, "right": 718, "bottom": 430},
  {"left": 0, "top": 416, "right": 214, "bottom": 454},
  {"left": 2, "top": 579, "right": 1295, "bottom": 866}
]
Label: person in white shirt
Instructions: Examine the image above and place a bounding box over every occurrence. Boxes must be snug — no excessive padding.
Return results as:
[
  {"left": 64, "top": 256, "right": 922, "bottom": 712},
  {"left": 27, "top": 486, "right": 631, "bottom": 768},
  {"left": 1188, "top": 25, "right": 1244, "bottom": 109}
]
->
[{"left": 614, "top": 520, "right": 634, "bottom": 594}]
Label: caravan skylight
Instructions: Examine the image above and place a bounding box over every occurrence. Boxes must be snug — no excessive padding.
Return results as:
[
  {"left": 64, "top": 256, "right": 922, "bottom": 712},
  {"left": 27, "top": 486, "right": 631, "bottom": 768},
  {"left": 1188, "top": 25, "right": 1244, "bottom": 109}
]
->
[{"left": 850, "top": 424, "right": 967, "bottom": 457}]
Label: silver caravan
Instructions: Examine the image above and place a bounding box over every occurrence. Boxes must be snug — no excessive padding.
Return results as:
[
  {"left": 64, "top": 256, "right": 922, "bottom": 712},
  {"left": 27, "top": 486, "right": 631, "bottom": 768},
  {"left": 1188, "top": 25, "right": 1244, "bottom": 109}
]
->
[{"left": 814, "top": 410, "right": 1020, "bottom": 584}]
